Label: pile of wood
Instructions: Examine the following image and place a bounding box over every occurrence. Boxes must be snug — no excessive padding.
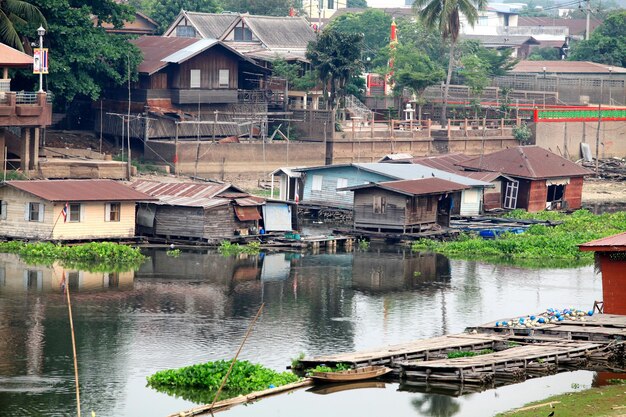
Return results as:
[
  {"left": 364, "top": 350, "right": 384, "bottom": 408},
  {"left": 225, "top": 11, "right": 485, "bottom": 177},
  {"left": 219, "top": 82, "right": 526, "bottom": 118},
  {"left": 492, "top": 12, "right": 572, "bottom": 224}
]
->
[{"left": 583, "top": 157, "right": 626, "bottom": 180}]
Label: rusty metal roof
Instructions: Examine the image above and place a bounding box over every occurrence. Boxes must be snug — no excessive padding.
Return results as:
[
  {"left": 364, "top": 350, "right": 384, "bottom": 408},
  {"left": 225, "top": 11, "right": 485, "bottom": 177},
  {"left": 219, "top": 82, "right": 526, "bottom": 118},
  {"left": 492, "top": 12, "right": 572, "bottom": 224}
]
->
[
  {"left": 130, "top": 179, "right": 241, "bottom": 198},
  {"left": 579, "top": 232, "right": 626, "bottom": 252},
  {"left": 131, "top": 36, "right": 198, "bottom": 74},
  {"left": 151, "top": 195, "right": 230, "bottom": 209},
  {"left": 234, "top": 206, "right": 261, "bottom": 221},
  {"left": 346, "top": 178, "right": 469, "bottom": 196},
  {"left": 457, "top": 146, "right": 592, "bottom": 179},
  {"left": 512, "top": 60, "right": 626, "bottom": 74},
  {"left": 411, "top": 153, "right": 471, "bottom": 172},
  {"left": 5, "top": 180, "right": 155, "bottom": 202},
  {"left": 0, "top": 43, "right": 33, "bottom": 67}
]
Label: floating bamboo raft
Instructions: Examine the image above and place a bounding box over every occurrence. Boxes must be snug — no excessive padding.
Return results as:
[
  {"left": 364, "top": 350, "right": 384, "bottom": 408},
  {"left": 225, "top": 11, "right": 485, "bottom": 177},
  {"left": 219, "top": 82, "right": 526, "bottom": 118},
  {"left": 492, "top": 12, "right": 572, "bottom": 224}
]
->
[{"left": 398, "top": 341, "right": 609, "bottom": 384}]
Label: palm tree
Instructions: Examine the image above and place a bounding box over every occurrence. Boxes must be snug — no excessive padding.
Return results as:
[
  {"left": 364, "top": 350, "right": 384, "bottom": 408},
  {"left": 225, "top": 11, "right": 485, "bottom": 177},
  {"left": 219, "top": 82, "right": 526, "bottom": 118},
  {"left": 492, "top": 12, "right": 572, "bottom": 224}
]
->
[
  {"left": 413, "top": 0, "right": 486, "bottom": 127},
  {"left": 0, "top": 0, "right": 46, "bottom": 52}
]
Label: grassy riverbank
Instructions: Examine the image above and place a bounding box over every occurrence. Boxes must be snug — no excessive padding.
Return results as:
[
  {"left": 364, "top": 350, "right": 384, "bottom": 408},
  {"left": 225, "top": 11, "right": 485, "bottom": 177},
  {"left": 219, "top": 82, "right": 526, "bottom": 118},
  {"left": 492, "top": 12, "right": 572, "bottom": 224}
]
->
[
  {"left": 0, "top": 241, "right": 146, "bottom": 271},
  {"left": 411, "top": 210, "right": 626, "bottom": 268},
  {"left": 496, "top": 379, "right": 626, "bottom": 417}
]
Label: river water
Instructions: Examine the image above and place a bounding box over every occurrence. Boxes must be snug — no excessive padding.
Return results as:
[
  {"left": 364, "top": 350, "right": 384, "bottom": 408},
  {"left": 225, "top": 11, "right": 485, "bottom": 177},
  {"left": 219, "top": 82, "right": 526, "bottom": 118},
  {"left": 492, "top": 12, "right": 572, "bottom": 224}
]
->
[{"left": 0, "top": 246, "right": 603, "bottom": 417}]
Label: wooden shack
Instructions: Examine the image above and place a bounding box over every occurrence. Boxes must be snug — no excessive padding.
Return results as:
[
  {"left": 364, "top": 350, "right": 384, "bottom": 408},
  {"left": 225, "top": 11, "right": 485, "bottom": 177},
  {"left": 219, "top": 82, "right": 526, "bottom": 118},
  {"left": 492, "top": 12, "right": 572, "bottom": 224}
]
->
[
  {"left": 131, "top": 180, "right": 264, "bottom": 242},
  {"left": 345, "top": 178, "right": 470, "bottom": 232},
  {"left": 0, "top": 180, "right": 154, "bottom": 240},
  {"left": 579, "top": 232, "right": 626, "bottom": 315},
  {"left": 458, "top": 146, "right": 592, "bottom": 212}
]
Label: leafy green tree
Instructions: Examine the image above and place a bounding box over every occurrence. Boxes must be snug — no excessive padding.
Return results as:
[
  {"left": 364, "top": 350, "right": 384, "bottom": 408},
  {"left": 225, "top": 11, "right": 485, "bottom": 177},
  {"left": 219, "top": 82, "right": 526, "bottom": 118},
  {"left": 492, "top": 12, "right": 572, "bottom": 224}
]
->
[
  {"left": 413, "top": 0, "right": 487, "bottom": 126},
  {"left": 459, "top": 39, "right": 516, "bottom": 76},
  {"left": 0, "top": 0, "right": 46, "bottom": 51},
  {"left": 528, "top": 46, "right": 560, "bottom": 61},
  {"left": 569, "top": 11, "right": 626, "bottom": 67},
  {"left": 25, "top": 0, "right": 141, "bottom": 108},
  {"left": 458, "top": 55, "right": 488, "bottom": 95},
  {"left": 395, "top": 17, "right": 448, "bottom": 67},
  {"left": 329, "top": 9, "right": 392, "bottom": 61},
  {"left": 271, "top": 58, "right": 316, "bottom": 92},
  {"left": 347, "top": 0, "right": 368, "bottom": 7},
  {"left": 136, "top": 0, "right": 222, "bottom": 33},
  {"left": 391, "top": 45, "right": 445, "bottom": 121},
  {"left": 306, "top": 28, "right": 364, "bottom": 111}
]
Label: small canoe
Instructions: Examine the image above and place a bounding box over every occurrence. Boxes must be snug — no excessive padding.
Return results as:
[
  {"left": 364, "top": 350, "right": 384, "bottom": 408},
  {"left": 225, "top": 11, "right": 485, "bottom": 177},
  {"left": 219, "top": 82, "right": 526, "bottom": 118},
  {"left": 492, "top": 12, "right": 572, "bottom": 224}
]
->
[{"left": 310, "top": 365, "right": 392, "bottom": 383}]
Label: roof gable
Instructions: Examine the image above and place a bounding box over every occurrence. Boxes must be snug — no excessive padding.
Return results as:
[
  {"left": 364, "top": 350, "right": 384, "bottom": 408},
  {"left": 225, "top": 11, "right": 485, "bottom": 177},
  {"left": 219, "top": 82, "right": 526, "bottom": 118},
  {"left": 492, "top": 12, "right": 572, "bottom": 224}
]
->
[
  {"left": 458, "top": 146, "right": 592, "bottom": 179},
  {"left": 164, "top": 11, "right": 239, "bottom": 39},
  {"left": 0, "top": 42, "right": 33, "bottom": 67},
  {"left": 4, "top": 180, "right": 154, "bottom": 202},
  {"left": 239, "top": 15, "right": 315, "bottom": 50}
]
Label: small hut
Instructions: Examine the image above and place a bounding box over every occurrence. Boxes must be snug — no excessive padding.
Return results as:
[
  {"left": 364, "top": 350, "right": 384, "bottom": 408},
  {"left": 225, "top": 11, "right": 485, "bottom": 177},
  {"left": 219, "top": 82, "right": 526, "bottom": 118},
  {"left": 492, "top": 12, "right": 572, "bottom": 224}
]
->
[
  {"left": 579, "top": 232, "right": 626, "bottom": 315},
  {"left": 344, "top": 178, "right": 469, "bottom": 232}
]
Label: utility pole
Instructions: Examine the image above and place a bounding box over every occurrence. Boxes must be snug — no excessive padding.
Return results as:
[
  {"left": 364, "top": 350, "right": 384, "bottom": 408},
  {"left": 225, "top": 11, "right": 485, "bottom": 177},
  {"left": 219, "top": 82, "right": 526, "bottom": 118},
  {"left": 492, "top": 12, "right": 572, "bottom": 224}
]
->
[
  {"left": 595, "top": 104, "right": 601, "bottom": 175},
  {"left": 585, "top": 0, "right": 591, "bottom": 40}
]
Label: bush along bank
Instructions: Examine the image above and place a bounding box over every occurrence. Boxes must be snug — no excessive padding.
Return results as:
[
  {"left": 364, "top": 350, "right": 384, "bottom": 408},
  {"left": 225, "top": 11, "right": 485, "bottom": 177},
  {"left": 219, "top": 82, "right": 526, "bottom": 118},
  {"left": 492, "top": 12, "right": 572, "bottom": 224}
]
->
[
  {"left": 0, "top": 241, "right": 146, "bottom": 271},
  {"left": 146, "top": 360, "right": 302, "bottom": 403},
  {"left": 411, "top": 210, "right": 626, "bottom": 268}
]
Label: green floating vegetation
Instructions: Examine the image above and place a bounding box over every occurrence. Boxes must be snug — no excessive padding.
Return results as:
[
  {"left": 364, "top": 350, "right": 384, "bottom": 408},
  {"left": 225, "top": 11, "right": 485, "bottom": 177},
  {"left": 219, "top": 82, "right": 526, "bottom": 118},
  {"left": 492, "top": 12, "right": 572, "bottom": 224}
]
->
[
  {"left": 306, "top": 363, "right": 352, "bottom": 373},
  {"left": 146, "top": 359, "right": 301, "bottom": 403},
  {"left": 218, "top": 241, "right": 261, "bottom": 256},
  {"left": 0, "top": 241, "right": 146, "bottom": 271},
  {"left": 412, "top": 210, "right": 626, "bottom": 268},
  {"left": 447, "top": 349, "right": 494, "bottom": 359}
]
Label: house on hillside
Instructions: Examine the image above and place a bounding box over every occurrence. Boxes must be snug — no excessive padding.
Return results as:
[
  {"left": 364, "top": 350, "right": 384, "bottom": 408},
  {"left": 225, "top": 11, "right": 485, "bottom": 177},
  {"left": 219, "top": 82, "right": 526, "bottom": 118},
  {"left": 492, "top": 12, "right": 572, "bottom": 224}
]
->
[
  {"left": 292, "top": 163, "right": 492, "bottom": 216},
  {"left": 345, "top": 178, "right": 470, "bottom": 232},
  {"left": 457, "top": 146, "right": 592, "bottom": 212},
  {"left": 130, "top": 180, "right": 296, "bottom": 241},
  {"left": 579, "top": 232, "right": 626, "bottom": 315},
  {"left": 98, "top": 36, "right": 270, "bottom": 140},
  {"left": 0, "top": 180, "right": 154, "bottom": 240}
]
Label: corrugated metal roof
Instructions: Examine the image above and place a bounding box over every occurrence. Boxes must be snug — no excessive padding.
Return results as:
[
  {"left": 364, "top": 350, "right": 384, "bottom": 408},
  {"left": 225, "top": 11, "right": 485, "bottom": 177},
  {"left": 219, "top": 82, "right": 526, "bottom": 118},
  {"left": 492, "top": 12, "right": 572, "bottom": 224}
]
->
[
  {"left": 130, "top": 179, "right": 236, "bottom": 198},
  {"left": 183, "top": 12, "right": 239, "bottom": 39},
  {"left": 234, "top": 196, "right": 264, "bottom": 206},
  {"left": 131, "top": 36, "right": 198, "bottom": 74},
  {"left": 162, "top": 38, "right": 219, "bottom": 63},
  {"left": 347, "top": 178, "right": 469, "bottom": 196},
  {"left": 152, "top": 195, "right": 230, "bottom": 209},
  {"left": 0, "top": 43, "right": 33, "bottom": 67},
  {"left": 512, "top": 60, "right": 626, "bottom": 74},
  {"left": 462, "top": 34, "right": 540, "bottom": 47},
  {"left": 410, "top": 153, "right": 471, "bottom": 172},
  {"left": 579, "top": 232, "right": 626, "bottom": 252},
  {"left": 353, "top": 163, "right": 493, "bottom": 187},
  {"left": 240, "top": 15, "right": 315, "bottom": 50},
  {"left": 458, "top": 146, "right": 593, "bottom": 179},
  {"left": 5, "top": 180, "right": 155, "bottom": 202},
  {"left": 234, "top": 206, "right": 261, "bottom": 221},
  {"left": 517, "top": 17, "right": 602, "bottom": 36}
]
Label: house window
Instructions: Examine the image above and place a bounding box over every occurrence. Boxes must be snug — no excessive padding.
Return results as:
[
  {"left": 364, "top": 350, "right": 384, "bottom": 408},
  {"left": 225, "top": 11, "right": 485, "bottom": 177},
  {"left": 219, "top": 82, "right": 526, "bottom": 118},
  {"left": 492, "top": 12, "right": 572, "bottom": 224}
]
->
[
  {"left": 327, "top": 0, "right": 335, "bottom": 8},
  {"left": 190, "top": 69, "right": 201, "bottom": 88},
  {"left": 478, "top": 15, "right": 488, "bottom": 26},
  {"left": 336, "top": 178, "right": 348, "bottom": 194},
  {"left": 27, "top": 202, "right": 44, "bottom": 222},
  {"left": 0, "top": 200, "right": 6, "bottom": 220},
  {"left": 106, "top": 202, "right": 121, "bottom": 222},
  {"left": 373, "top": 195, "right": 386, "bottom": 214},
  {"left": 234, "top": 27, "right": 252, "bottom": 41},
  {"left": 25, "top": 270, "right": 43, "bottom": 290},
  {"left": 312, "top": 175, "right": 323, "bottom": 191},
  {"left": 426, "top": 196, "right": 433, "bottom": 211},
  {"left": 68, "top": 203, "right": 82, "bottom": 222},
  {"left": 219, "top": 69, "right": 230, "bottom": 88},
  {"left": 176, "top": 25, "right": 196, "bottom": 38}
]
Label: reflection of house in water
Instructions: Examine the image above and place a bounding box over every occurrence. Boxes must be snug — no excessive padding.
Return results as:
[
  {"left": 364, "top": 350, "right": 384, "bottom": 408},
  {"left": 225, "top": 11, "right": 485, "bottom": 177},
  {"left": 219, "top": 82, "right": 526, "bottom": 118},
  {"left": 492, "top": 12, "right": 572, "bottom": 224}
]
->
[
  {"left": 260, "top": 253, "right": 292, "bottom": 281},
  {"left": 351, "top": 251, "right": 451, "bottom": 292},
  {"left": 0, "top": 253, "right": 134, "bottom": 293}
]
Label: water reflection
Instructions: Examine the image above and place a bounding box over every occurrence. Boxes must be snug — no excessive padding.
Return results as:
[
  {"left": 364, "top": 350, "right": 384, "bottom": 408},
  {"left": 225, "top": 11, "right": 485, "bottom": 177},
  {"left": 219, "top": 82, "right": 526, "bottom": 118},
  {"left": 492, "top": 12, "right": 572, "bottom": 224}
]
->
[
  {"left": 412, "top": 394, "right": 461, "bottom": 417},
  {"left": 0, "top": 247, "right": 601, "bottom": 417}
]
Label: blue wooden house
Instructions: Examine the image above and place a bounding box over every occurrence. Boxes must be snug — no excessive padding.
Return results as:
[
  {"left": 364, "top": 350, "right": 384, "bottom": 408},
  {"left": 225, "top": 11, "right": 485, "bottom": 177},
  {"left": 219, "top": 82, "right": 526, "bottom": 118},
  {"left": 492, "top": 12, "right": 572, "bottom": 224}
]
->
[{"left": 291, "top": 163, "right": 492, "bottom": 216}]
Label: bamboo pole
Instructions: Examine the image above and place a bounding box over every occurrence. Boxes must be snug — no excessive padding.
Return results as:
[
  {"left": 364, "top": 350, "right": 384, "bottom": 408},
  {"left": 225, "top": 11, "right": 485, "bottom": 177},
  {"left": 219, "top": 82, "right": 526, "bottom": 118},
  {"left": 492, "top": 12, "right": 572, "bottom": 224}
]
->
[
  {"left": 208, "top": 303, "right": 265, "bottom": 412},
  {"left": 66, "top": 276, "right": 82, "bottom": 417}
]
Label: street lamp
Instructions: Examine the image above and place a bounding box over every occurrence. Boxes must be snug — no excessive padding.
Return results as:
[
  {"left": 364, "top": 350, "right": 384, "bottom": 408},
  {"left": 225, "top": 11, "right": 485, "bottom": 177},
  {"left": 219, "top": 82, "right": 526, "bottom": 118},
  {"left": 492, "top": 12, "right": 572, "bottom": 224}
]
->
[{"left": 37, "top": 26, "right": 45, "bottom": 93}]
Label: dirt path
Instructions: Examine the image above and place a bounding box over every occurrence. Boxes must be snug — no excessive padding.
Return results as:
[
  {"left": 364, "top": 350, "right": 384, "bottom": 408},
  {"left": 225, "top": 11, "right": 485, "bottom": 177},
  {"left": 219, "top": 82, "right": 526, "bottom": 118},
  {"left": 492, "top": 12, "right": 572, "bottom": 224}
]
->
[{"left": 583, "top": 178, "right": 626, "bottom": 204}]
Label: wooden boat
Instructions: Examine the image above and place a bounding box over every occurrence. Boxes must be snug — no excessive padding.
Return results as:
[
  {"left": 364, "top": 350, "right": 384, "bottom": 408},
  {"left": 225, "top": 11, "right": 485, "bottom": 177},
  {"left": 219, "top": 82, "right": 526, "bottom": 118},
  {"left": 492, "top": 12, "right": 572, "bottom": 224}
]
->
[{"left": 310, "top": 365, "right": 392, "bottom": 383}]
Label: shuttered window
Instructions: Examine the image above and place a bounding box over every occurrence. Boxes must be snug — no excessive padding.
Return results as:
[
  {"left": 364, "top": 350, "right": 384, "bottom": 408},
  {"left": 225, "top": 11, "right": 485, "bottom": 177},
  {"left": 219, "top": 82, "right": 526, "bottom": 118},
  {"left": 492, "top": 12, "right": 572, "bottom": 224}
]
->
[
  {"left": 190, "top": 69, "right": 201, "bottom": 88},
  {"left": 68, "top": 203, "right": 82, "bottom": 222},
  {"left": 105, "top": 202, "right": 121, "bottom": 222},
  {"left": 0, "top": 200, "right": 6, "bottom": 220},
  {"left": 312, "top": 175, "right": 323, "bottom": 191},
  {"left": 25, "top": 202, "right": 44, "bottom": 222},
  {"left": 219, "top": 69, "right": 229, "bottom": 88},
  {"left": 373, "top": 195, "right": 386, "bottom": 214}
]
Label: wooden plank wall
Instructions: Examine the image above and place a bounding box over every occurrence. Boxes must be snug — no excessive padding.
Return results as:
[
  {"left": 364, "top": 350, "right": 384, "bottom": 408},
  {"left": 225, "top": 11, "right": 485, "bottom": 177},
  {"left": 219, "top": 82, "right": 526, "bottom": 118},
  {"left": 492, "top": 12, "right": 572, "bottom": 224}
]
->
[
  {"left": 527, "top": 180, "right": 548, "bottom": 213},
  {"left": 353, "top": 190, "right": 406, "bottom": 230},
  {"left": 172, "top": 48, "right": 239, "bottom": 90},
  {"left": 564, "top": 176, "right": 583, "bottom": 210},
  {"left": 154, "top": 205, "right": 206, "bottom": 239}
]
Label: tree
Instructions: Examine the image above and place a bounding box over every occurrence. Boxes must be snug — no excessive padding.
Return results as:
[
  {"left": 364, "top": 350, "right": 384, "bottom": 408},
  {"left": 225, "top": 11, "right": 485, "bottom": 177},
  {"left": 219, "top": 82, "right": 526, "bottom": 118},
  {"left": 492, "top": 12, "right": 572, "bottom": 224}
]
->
[
  {"left": 413, "top": 0, "right": 487, "bottom": 126},
  {"left": 24, "top": 0, "right": 142, "bottom": 108},
  {"left": 395, "top": 17, "right": 448, "bottom": 67},
  {"left": 458, "top": 55, "right": 488, "bottom": 95},
  {"left": 306, "top": 28, "right": 364, "bottom": 112},
  {"left": 459, "top": 39, "right": 516, "bottom": 76},
  {"left": 0, "top": 0, "right": 46, "bottom": 51},
  {"left": 271, "top": 58, "right": 316, "bottom": 92},
  {"left": 222, "top": 0, "right": 294, "bottom": 16},
  {"left": 347, "top": 0, "right": 368, "bottom": 7},
  {"left": 135, "top": 0, "right": 222, "bottom": 33},
  {"left": 528, "top": 46, "right": 560, "bottom": 61},
  {"left": 329, "top": 9, "right": 392, "bottom": 62},
  {"left": 569, "top": 11, "right": 626, "bottom": 67},
  {"left": 391, "top": 45, "right": 445, "bottom": 122}
]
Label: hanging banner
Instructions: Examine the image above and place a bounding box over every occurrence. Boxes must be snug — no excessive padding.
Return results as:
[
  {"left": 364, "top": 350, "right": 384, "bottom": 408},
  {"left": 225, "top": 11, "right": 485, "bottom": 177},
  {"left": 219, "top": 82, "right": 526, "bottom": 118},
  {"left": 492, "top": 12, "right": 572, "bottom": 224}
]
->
[{"left": 33, "top": 49, "right": 49, "bottom": 74}]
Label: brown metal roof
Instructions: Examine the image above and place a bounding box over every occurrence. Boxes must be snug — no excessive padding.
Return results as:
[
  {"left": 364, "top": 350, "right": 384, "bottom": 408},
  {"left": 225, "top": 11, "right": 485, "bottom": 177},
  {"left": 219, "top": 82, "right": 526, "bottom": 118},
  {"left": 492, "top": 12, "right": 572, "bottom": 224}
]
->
[
  {"left": 347, "top": 178, "right": 469, "bottom": 196},
  {"left": 517, "top": 17, "right": 602, "bottom": 36},
  {"left": 0, "top": 43, "right": 33, "bottom": 67},
  {"left": 131, "top": 36, "right": 199, "bottom": 74},
  {"left": 234, "top": 206, "right": 261, "bottom": 221},
  {"left": 411, "top": 153, "right": 471, "bottom": 172},
  {"left": 511, "top": 60, "right": 626, "bottom": 74},
  {"left": 458, "top": 146, "right": 593, "bottom": 179},
  {"left": 579, "top": 232, "right": 626, "bottom": 252},
  {"left": 5, "top": 180, "right": 156, "bottom": 202},
  {"left": 130, "top": 179, "right": 240, "bottom": 198}
]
